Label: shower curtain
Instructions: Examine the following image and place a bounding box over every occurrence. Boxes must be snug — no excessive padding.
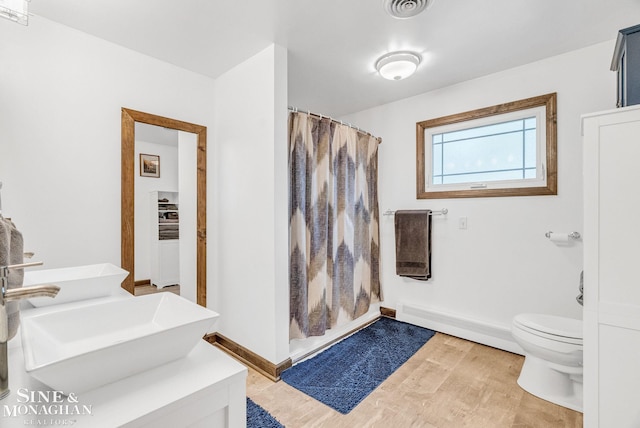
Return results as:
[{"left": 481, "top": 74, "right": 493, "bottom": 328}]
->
[{"left": 289, "top": 111, "right": 381, "bottom": 339}]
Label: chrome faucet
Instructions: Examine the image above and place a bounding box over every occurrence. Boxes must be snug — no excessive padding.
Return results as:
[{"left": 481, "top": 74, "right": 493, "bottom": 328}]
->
[{"left": 0, "top": 262, "right": 59, "bottom": 400}]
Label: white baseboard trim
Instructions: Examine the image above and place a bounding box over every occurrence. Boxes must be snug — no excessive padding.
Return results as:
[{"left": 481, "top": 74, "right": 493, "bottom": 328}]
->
[{"left": 397, "top": 301, "right": 524, "bottom": 355}]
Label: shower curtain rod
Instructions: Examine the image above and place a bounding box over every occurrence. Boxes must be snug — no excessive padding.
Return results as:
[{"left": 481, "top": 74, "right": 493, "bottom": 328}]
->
[{"left": 288, "top": 106, "right": 382, "bottom": 143}]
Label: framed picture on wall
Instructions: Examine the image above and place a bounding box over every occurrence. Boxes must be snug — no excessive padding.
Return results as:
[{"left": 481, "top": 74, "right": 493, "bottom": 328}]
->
[{"left": 140, "top": 154, "right": 160, "bottom": 178}]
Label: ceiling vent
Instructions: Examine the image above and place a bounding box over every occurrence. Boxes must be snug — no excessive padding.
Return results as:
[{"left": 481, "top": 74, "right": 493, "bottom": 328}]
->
[{"left": 383, "top": 0, "right": 434, "bottom": 19}]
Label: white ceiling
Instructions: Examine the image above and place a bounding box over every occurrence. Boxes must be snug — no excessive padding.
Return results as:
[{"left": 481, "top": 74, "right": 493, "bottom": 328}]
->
[
  {"left": 30, "top": 0, "right": 640, "bottom": 117},
  {"left": 135, "top": 123, "right": 178, "bottom": 147}
]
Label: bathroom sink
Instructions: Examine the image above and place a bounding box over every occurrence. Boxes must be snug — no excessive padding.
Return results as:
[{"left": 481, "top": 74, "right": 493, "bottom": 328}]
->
[
  {"left": 20, "top": 292, "right": 219, "bottom": 394},
  {"left": 24, "top": 263, "right": 129, "bottom": 307}
]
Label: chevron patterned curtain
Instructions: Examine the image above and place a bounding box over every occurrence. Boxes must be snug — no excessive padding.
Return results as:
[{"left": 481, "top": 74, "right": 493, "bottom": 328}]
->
[{"left": 289, "top": 112, "right": 381, "bottom": 339}]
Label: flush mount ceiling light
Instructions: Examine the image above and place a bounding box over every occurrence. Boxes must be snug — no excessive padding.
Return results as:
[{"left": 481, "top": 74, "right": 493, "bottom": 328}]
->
[
  {"left": 375, "top": 51, "right": 421, "bottom": 81},
  {"left": 383, "top": 0, "right": 434, "bottom": 19},
  {"left": 0, "top": 0, "right": 30, "bottom": 25}
]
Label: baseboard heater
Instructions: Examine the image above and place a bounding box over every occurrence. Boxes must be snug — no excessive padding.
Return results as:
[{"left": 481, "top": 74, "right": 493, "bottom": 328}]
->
[{"left": 397, "top": 301, "right": 523, "bottom": 355}]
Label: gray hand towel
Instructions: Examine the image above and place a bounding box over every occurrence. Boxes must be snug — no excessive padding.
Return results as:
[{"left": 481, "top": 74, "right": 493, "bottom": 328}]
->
[
  {"left": 0, "top": 215, "right": 24, "bottom": 340},
  {"left": 394, "top": 210, "right": 432, "bottom": 280}
]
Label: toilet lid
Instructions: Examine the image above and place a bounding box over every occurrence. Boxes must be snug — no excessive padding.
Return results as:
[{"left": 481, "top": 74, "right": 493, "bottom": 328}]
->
[{"left": 514, "top": 313, "right": 583, "bottom": 340}]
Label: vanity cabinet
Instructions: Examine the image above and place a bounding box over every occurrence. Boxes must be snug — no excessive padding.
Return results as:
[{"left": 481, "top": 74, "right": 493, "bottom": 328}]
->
[
  {"left": 150, "top": 191, "right": 180, "bottom": 288},
  {"left": 7, "top": 328, "right": 248, "bottom": 427},
  {"left": 582, "top": 105, "right": 640, "bottom": 428}
]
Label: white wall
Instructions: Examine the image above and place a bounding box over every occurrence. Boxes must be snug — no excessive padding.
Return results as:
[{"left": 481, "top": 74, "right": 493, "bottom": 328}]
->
[
  {"left": 342, "top": 41, "right": 616, "bottom": 351},
  {"left": 0, "top": 16, "right": 290, "bottom": 363},
  {"left": 0, "top": 17, "right": 214, "bottom": 280},
  {"left": 178, "top": 131, "right": 198, "bottom": 303},
  {"left": 211, "top": 44, "right": 290, "bottom": 364}
]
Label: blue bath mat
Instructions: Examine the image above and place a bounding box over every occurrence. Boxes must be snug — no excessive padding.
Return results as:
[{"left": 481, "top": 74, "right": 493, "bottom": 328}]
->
[
  {"left": 247, "top": 397, "right": 285, "bottom": 428},
  {"left": 281, "top": 317, "right": 436, "bottom": 414}
]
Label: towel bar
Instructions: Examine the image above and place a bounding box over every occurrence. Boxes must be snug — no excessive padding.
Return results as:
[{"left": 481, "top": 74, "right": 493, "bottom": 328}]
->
[{"left": 384, "top": 209, "right": 447, "bottom": 216}]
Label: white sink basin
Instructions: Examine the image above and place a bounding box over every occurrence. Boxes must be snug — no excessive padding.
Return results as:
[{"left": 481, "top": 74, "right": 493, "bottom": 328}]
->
[
  {"left": 21, "top": 293, "right": 219, "bottom": 394},
  {"left": 24, "top": 263, "right": 129, "bottom": 307}
]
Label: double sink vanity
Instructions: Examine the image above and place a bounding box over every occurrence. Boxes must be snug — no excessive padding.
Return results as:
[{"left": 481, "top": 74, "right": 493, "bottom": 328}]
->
[{"left": 1, "top": 263, "right": 247, "bottom": 427}]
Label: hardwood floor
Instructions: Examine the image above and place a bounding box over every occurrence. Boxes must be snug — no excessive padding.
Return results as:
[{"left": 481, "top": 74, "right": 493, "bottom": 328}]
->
[
  {"left": 246, "top": 332, "right": 583, "bottom": 428},
  {"left": 133, "top": 283, "right": 180, "bottom": 296}
]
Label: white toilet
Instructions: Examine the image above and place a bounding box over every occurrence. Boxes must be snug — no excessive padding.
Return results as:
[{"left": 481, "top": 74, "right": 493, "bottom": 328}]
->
[{"left": 511, "top": 313, "right": 583, "bottom": 412}]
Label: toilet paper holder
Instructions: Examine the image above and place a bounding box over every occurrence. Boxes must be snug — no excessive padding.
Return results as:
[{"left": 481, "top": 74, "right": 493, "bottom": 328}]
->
[{"left": 545, "top": 231, "right": 581, "bottom": 240}]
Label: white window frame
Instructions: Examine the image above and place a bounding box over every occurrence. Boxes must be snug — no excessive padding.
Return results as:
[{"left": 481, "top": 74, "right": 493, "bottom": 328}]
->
[{"left": 416, "top": 93, "right": 557, "bottom": 199}]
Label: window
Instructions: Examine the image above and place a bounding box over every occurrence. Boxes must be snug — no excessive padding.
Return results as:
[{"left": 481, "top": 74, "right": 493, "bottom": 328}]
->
[{"left": 416, "top": 93, "right": 557, "bottom": 199}]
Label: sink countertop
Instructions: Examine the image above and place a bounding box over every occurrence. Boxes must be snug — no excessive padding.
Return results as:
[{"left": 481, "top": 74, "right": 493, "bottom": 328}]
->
[{"left": 2, "top": 300, "right": 248, "bottom": 428}]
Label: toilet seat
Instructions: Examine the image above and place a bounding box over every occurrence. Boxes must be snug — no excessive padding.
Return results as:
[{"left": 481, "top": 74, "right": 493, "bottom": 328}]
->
[{"left": 513, "top": 313, "right": 582, "bottom": 345}]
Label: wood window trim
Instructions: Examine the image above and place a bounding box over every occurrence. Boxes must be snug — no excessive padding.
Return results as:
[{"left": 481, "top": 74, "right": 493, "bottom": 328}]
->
[{"left": 416, "top": 93, "right": 557, "bottom": 199}]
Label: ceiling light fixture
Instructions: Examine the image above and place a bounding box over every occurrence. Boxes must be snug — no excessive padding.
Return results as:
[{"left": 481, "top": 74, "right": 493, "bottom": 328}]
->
[
  {"left": 375, "top": 51, "right": 421, "bottom": 81},
  {"left": 0, "top": 0, "right": 30, "bottom": 25}
]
